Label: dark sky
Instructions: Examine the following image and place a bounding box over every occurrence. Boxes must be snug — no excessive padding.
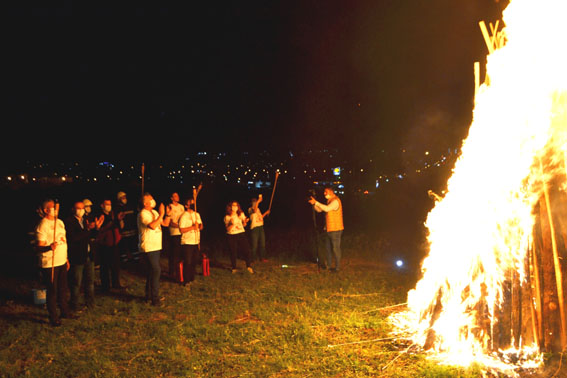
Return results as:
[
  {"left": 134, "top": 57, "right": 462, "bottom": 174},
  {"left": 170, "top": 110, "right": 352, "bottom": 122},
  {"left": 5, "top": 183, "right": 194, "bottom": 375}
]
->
[{"left": 5, "top": 0, "right": 508, "bottom": 164}]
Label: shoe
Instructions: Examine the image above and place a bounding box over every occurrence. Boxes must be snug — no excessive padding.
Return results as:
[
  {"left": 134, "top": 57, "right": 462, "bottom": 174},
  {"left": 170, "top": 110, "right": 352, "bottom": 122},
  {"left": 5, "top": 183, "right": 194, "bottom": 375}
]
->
[
  {"left": 247, "top": 267, "right": 254, "bottom": 274},
  {"left": 232, "top": 269, "right": 238, "bottom": 274}
]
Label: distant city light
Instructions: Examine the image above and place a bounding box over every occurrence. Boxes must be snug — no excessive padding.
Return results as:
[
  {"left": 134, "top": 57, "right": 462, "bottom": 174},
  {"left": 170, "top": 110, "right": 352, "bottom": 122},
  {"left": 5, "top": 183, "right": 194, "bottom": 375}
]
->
[{"left": 396, "top": 260, "right": 404, "bottom": 267}]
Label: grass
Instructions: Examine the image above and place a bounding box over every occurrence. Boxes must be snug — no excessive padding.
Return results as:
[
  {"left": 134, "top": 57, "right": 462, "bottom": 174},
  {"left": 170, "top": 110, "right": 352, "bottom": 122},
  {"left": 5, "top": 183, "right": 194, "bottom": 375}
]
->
[{"left": 0, "top": 232, "right": 562, "bottom": 377}]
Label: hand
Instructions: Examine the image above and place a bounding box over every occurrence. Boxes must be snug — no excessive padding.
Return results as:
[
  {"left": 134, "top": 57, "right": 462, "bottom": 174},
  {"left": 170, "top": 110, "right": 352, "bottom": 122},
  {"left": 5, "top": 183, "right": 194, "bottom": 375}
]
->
[
  {"left": 308, "top": 197, "right": 316, "bottom": 205},
  {"left": 87, "top": 220, "right": 96, "bottom": 230},
  {"left": 96, "top": 215, "right": 105, "bottom": 229},
  {"left": 117, "top": 211, "right": 125, "bottom": 220},
  {"left": 264, "top": 210, "right": 270, "bottom": 216},
  {"left": 50, "top": 242, "right": 58, "bottom": 251}
]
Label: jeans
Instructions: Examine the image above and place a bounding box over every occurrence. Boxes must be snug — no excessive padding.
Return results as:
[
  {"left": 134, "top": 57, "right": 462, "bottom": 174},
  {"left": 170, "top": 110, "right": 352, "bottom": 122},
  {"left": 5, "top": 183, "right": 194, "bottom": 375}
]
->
[
  {"left": 181, "top": 244, "right": 199, "bottom": 283},
  {"left": 42, "top": 264, "right": 71, "bottom": 323},
  {"left": 250, "top": 226, "right": 266, "bottom": 260},
  {"left": 144, "top": 250, "right": 161, "bottom": 305},
  {"left": 227, "top": 233, "right": 251, "bottom": 269},
  {"left": 69, "top": 257, "right": 95, "bottom": 309},
  {"left": 325, "top": 230, "right": 343, "bottom": 270}
]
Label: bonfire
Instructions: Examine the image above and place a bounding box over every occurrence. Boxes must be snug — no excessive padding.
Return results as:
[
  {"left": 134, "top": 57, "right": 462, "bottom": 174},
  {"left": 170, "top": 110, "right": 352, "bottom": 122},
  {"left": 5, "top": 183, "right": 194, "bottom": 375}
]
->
[{"left": 390, "top": 0, "right": 567, "bottom": 375}]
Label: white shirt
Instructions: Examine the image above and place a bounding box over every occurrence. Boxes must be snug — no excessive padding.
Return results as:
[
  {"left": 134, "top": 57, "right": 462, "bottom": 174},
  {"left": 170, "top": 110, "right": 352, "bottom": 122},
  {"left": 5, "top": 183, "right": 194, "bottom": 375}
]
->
[
  {"left": 36, "top": 217, "right": 68, "bottom": 268},
  {"left": 138, "top": 209, "right": 162, "bottom": 252},
  {"left": 248, "top": 206, "right": 264, "bottom": 229},
  {"left": 179, "top": 210, "right": 202, "bottom": 245},
  {"left": 167, "top": 203, "right": 185, "bottom": 236},
  {"left": 224, "top": 213, "right": 246, "bottom": 235}
]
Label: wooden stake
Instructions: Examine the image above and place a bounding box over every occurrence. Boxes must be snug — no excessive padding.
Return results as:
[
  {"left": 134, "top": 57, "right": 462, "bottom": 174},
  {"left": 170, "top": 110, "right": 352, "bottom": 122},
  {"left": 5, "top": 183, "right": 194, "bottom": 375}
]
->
[
  {"left": 474, "top": 62, "right": 480, "bottom": 99},
  {"left": 479, "top": 21, "right": 495, "bottom": 53},
  {"left": 539, "top": 159, "right": 567, "bottom": 348},
  {"left": 528, "top": 238, "right": 541, "bottom": 347}
]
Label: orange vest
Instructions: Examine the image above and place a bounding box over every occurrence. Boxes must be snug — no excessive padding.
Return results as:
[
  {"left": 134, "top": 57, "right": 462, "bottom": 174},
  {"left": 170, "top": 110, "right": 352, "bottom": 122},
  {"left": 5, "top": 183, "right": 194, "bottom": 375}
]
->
[{"left": 325, "top": 197, "right": 344, "bottom": 232}]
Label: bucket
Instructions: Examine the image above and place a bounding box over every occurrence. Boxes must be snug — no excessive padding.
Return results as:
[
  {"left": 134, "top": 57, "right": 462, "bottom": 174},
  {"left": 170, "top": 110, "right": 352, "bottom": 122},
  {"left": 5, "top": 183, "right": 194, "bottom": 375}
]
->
[{"left": 32, "top": 288, "right": 47, "bottom": 305}]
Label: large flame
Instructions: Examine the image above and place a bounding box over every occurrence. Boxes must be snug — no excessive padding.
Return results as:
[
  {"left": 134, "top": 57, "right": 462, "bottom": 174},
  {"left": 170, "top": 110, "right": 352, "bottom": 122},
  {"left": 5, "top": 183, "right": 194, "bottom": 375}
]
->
[{"left": 391, "top": 0, "right": 567, "bottom": 374}]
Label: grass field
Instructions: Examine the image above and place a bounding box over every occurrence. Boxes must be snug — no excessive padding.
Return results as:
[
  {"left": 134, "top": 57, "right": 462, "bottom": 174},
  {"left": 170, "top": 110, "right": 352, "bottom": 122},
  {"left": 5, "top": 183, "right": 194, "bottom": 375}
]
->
[{"left": 0, "top": 232, "right": 564, "bottom": 377}]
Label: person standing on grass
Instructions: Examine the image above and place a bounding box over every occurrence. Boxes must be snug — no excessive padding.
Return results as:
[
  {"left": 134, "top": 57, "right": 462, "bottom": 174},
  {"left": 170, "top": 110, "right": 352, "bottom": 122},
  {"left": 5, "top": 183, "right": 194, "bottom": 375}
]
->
[
  {"left": 179, "top": 198, "right": 203, "bottom": 288},
  {"left": 224, "top": 201, "right": 253, "bottom": 274},
  {"left": 308, "top": 187, "right": 344, "bottom": 272},
  {"left": 35, "top": 199, "right": 77, "bottom": 326},
  {"left": 115, "top": 191, "right": 138, "bottom": 262},
  {"left": 165, "top": 192, "right": 184, "bottom": 283},
  {"left": 66, "top": 201, "right": 103, "bottom": 311},
  {"left": 138, "top": 193, "right": 168, "bottom": 306},
  {"left": 96, "top": 198, "right": 125, "bottom": 292},
  {"left": 248, "top": 194, "right": 270, "bottom": 262}
]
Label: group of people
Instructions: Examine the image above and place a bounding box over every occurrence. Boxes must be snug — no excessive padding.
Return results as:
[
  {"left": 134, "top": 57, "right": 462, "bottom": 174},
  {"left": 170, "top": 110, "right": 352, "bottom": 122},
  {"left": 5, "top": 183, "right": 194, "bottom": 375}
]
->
[{"left": 33, "top": 186, "right": 344, "bottom": 327}]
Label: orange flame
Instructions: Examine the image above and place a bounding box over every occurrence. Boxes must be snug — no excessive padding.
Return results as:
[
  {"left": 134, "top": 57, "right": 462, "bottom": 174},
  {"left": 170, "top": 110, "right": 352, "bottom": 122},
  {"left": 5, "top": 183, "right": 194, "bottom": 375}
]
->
[{"left": 390, "top": 0, "right": 567, "bottom": 374}]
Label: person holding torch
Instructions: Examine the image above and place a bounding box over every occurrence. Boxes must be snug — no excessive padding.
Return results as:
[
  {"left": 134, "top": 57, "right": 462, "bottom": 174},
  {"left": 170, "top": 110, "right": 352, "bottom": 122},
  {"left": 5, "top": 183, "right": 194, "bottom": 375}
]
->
[
  {"left": 308, "top": 187, "right": 344, "bottom": 272},
  {"left": 35, "top": 199, "right": 75, "bottom": 326},
  {"left": 248, "top": 194, "right": 270, "bottom": 262}
]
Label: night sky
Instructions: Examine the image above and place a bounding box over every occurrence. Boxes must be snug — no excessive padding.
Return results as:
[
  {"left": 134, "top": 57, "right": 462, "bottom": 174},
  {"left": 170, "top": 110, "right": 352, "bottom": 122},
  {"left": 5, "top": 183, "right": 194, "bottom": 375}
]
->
[{"left": 6, "top": 0, "right": 508, "bottom": 164}]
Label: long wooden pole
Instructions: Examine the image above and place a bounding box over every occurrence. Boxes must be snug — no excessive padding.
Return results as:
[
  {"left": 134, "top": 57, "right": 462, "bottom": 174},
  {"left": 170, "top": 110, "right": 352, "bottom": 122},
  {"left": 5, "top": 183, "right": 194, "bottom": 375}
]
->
[
  {"left": 141, "top": 163, "right": 145, "bottom": 195},
  {"left": 51, "top": 202, "right": 59, "bottom": 283},
  {"left": 528, "top": 238, "right": 541, "bottom": 347},
  {"left": 268, "top": 171, "right": 280, "bottom": 213},
  {"left": 539, "top": 159, "right": 567, "bottom": 348}
]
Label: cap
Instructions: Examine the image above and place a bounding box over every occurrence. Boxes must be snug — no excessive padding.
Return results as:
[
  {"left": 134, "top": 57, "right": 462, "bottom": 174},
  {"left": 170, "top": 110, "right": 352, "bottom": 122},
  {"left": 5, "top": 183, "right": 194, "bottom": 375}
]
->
[
  {"left": 83, "top": 199, "right": 93, "bottom": 207},
  {"left": 117, "top": 191, "right": 127, "bottom": 200}
]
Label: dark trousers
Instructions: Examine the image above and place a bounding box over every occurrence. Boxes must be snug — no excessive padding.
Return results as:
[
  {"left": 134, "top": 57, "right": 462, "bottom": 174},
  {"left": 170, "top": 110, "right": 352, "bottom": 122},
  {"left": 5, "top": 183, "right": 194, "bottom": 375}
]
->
[
  {"left": 227, "top": 233, "right": 251, "bottom": 269},
  {"left": 181, "top": 244, "right": 200, "bottom": 283},
  {"left": 41, "top": 264, "right": 71, "bottom": 323},
  {"left": 99, "top": 245, "right": 121, "bottom": 291},
  {"left": 69, "top": 257, "right": 95, "bottom": 309},
  {"left": 168, "top": 235, "right": 181, "bottom": 281},
  {"left": 250, "top": 226, "right": 266, "bottom": 261},
  {"left": 118, "top": 235, "right": 138, "bottom": 259},
  {"left": 144, "top": 250, "right": 161, "bottom": 305}
]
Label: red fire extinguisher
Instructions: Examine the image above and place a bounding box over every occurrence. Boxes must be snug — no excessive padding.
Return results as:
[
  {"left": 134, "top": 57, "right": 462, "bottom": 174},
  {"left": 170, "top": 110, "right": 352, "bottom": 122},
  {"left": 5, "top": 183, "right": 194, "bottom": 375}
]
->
[{"left": 202, "top": 254, "right": 210, "bottom": 276}]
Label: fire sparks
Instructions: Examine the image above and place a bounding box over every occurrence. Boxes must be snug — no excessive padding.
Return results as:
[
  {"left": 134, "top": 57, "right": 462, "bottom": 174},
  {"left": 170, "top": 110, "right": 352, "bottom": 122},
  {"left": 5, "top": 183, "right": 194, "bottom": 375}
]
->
[{"left": 390, "top": 0, "right": 567, "bottom": 375}]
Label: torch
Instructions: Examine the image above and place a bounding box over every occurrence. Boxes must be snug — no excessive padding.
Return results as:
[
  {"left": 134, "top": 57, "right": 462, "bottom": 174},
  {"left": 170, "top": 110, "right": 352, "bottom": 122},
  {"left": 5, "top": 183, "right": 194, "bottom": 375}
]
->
[
  {"left": 141, "top": 163, "right": 145, "bottom": 195},
  {"left": 51, "top": 202, "right": 60, "bottom": 283},
  {"left": 268, "top": 170, "right": 280, "bottom": 213}
]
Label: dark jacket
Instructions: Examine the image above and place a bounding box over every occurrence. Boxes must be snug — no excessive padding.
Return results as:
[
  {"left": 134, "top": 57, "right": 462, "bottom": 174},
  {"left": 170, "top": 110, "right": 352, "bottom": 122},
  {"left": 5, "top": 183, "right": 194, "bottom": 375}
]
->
[
  {"left": 65, "top": 215, "right": 95, "bottom": 265},
  {"left": 96, "top": 211, "right": 121, "bottom": 247}
]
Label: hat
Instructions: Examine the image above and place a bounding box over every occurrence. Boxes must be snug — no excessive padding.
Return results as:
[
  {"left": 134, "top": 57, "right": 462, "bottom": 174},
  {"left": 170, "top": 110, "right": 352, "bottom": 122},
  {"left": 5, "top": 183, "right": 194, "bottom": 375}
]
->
[
  {"left": 117, "top": 191, "right": 127, "bottom": 200},
  {"left": 83, "top": 199, "right": 93, "bottom": 207}
]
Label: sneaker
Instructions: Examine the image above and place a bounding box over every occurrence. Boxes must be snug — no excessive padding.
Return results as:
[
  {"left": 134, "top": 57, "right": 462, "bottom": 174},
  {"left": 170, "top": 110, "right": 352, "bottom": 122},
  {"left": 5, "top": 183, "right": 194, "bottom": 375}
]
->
[
  {"left": 247, "top": 267, "right": 254, "bottom": 274},
  {"left": 232, "top": 269, "right": 238, "bottom": 274}
]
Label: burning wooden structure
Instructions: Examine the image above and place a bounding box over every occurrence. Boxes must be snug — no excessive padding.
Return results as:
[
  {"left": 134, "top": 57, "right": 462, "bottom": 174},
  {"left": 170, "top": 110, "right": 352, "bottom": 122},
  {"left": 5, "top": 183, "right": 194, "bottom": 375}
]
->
[{"left": 390, "top": 0, "right": 567, "bottom": 374}]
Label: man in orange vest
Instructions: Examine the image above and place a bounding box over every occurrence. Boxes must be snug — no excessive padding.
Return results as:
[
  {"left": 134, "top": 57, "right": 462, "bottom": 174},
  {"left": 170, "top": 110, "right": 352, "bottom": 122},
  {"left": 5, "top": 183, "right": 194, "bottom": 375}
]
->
[{"left": 309, "top": 187, "right": 344, "bottom": 272}]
